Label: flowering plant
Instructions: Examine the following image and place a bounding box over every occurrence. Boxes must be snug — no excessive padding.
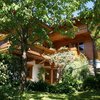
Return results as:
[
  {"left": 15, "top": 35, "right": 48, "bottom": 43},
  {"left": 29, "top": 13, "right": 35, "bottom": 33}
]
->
[{"left": 44, "top": 47, "right": 89, "bottom": 82}]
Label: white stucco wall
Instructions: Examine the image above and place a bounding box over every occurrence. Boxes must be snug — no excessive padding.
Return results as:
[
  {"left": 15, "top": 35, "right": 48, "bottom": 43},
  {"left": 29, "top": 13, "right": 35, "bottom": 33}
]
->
[{"left": 30, "top": 61, "right": 42, "bottom": 82}]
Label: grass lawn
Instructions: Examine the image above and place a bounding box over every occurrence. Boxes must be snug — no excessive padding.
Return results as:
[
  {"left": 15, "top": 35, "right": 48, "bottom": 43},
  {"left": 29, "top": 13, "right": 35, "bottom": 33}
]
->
[
  {"left": 21, "top": 90, "right": 100, "bottom": 100},
  {"left": 1, "top": 89, "right": 100, "bottom": 100}
]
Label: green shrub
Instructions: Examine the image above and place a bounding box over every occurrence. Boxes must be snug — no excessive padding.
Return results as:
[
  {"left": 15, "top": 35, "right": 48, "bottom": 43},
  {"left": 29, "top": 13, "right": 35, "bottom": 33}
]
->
[
  {"left": 79, "top": 67, "right": 90, "bottom": 80},
  {"left": 96, "top": 75, "right": 100, "bottom": 89},
  {"left": 0, "top": 53, "right": 22, "bottom": 99},
  {"left": 0, "top": 53, "right": 21, "bottom": 86},
  {"left": 61, "top": 65, "right": 90, "bottom": 91},
  {"left": 47, "top": 48, "right": 90, "bottom": 91},
  {"left": 50, "top": 82, "right": 75, "bottom": 94},
  {"left": 26, "top": 80, "right": 51, "bottom": 92},
  {"left": 0, "top": 61, "right": 8, "bottom": 85},
  {"left": 26, "top": 80, "right": 76, "bottom": 94},
  {"left": 0, "top": 84, "right": 20, "bottom": 100},
  {"left": 83, "top": 75, "right": 100, "bottom": 90},
  {"left": 83, "top": 75, "right": 96, "bottom": 90}
]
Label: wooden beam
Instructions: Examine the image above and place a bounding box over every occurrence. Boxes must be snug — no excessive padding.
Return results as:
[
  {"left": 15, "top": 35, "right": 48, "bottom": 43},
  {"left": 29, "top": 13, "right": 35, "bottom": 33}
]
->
[
  {"left": 53, "top": 33, "right": 91, "bottom": 49},
  {"left": 29, "top": 44, "right": 56, "bottom": 54},
  {"left": 50, "top": 63, "right": 54, "bottom": 84},
  {"left": 49, "top": 25, "right": 89, "bottom": 42}
]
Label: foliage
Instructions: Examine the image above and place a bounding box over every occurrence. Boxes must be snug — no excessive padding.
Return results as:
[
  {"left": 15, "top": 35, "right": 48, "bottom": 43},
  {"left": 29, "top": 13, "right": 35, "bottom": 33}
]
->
[
  {"left": 38, "top": 67, "right": 46, "bottom": 81},
  {"left": 78, "top": 0, "right": 100, "bottom": 75},
  {"left": 96, "top": 39, "right": 100, "bottom": 50},
  {"left": 49, "top": 47, "right": 88, "bottom": 67},
  {"left": 25, "top": 74, "right": 100, "bottom": 94},
  {"left": 79, "top": 0, "right": 100, "bottom": 49},
  {"left": 0, "top": 0, "right": 82, "bottom": 49},
  {"left": 0, "top": 53, "right": 21, "bottom": 86},
  {"left": 0, "top": 61, "right": 8, "bottom": 85},
  {"left": 0, "top": 0, "right": 99, "bottom": 49},
  {"left": 61, "top": 65, "right": 90, "bottom": 91},
  {"left": 0, "top": 0, "right": 99, "bottom": 93},
  {"left": 26, "top": 49, "right": 90, "bottom": 93},
  {"left": 83, "top": 74, "right": 100, "bottom": 90},
  {"left": 0, "top": 0, "right": 81, "bottom": 27},
  {"left": 50, "top": 83, "right": 76, "bottom": 94},
  {"left": 0, "top": 0, "right": 81, "bottom": 90},
  {"left": 0, "top": 84, "right": 20, "bottom": 100},
  {"left": 26, "top": 80, "right": 50, "bottom": 92},
  {"left": 48, "top": 48, "right": 75, "bottom": 67},
  {"left": 1, "top": 87, "right": 100, "bottom": 100},
  {"left": 25, "top": 80, "right": 75, "bottom": 94},
  {"left": 22, "top": 90, "right": 100, "bottom": 100},
  {"left": 43, "top": 47, "right": 90, "bottom": 91},
  {"left": 47, "top": 47, "right": 89, "bottom": 82},
  {"left": 0, "top": 53, "right": 22, "bottom": 99}
]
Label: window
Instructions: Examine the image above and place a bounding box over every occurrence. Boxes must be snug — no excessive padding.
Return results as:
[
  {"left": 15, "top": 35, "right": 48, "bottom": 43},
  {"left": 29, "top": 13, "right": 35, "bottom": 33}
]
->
[
  {"left": 45, "top": 69, "right": 51, "bottom": 83},
  {"left": 53, "top": 69, "right": 57, "bottom": 83},
  {"left": 66, "top": 42, "right": 84, "bottom": 53},
  {"left": 79, "top": 42, "right": 84, "bottom": 52},
  {"left": 27, "top": 65, "right": 33, "bottom": 79}
]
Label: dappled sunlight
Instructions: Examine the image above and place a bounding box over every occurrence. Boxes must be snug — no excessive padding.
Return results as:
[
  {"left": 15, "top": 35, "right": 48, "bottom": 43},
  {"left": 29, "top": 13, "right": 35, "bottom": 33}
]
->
[
  {"left": 20, "top": 90, "right": 100, "bottom": 100},
  {"left": 22, "top": 91, "right": 68, "bottom": 100},
  {"left": 70, "top": 91, "right": 100, "bottom": 100}
]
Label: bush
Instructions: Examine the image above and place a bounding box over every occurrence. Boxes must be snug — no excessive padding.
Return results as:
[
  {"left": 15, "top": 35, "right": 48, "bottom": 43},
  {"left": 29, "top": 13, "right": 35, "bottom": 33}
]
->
[
  {"left": 26, "top": 80, "right": 51, "bottom": 92},
  {"left": 0, "top": 84, "right": 20, "bottom": 100},
  {"left": 50, "top": 82, "right": 75, "bottom": 94},
  {"left": 83, "top": 75, "right": 100, "bottom": 90},
  {"left": 61, "top": 66, "right": 90, "bottom": 91},
  {"left": 0, "top": 53, "right": 22, "bottom": 99},
  {"left": 83, "top": 75, "right": 96, "bottom": 90},
  {"left": 0, "top": 61, "right": 8, "bottom": 85},
  {"left": 48, "top": 49, "right": 90, "bottom": 91},
  {"left": 26, "top": 80, "right": 75, "bottom": 94},
  {"left": 0, "top": 53, "right": 21, "bottom": 86}
]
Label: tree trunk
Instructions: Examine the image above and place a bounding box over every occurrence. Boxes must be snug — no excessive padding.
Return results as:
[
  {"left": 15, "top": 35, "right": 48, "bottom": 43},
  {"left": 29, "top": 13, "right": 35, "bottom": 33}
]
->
[
  {"left": 20, "top": 28, "right": 28, "bottom": 92},
  {"left": 91, "top": 38, "right": 97, "bottom": 76},
  {"left": 20, "top": 49, "right": 27, "bottom": 92}
]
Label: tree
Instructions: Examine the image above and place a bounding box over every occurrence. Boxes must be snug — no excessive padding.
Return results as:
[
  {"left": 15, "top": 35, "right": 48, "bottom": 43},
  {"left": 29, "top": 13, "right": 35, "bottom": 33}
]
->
[
  {"left": 78, "top": 0, "right": 100, "bottom": 75},
  {"left": 43, "top": 47, "right": 89, "bottom": 82},
  {"left": 0, "top": 0, "right": 82, "bottom": 91},
  {"left": 0, "top": 0, "right": 99, "bottom": 91}
]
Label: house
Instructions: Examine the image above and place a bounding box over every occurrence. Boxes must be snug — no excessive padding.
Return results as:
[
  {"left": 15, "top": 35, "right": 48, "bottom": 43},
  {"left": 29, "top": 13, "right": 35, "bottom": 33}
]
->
[{"left": 0, "top": 20, "right": 100, "bottom": 84}]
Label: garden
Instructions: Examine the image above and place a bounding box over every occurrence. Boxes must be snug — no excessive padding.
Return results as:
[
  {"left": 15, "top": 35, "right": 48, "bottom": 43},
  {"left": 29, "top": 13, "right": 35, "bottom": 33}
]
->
[
  {"left": 0, "top": 51, "right": 100, "bottom": 100},
  {"left": 0, "top": 0, "right": 100, "bottom": 100}
]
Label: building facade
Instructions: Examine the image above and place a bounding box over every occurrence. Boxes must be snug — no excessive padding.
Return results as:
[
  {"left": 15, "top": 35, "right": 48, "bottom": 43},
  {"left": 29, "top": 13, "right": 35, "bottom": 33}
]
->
[{"left": 0, "top": 21, "right": 100, "bottom": 84}]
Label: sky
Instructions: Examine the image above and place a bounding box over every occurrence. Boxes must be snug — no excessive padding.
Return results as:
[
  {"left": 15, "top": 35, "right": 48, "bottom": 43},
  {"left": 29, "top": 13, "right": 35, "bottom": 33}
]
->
[
  {"left": 86, "top": 1, "right": 94, "bottom": 9},
  {"left": 73, "top": 1, "right": 94, "bottom": 17}
]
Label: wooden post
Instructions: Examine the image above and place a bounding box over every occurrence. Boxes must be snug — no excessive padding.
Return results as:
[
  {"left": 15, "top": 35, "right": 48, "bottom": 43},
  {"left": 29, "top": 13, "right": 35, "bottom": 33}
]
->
[
  {"left": 92, "top": 38, "right": 97, "bottom": 76},
  {"left": 50, "top": 63, "right": 54, "bottom": 84}
]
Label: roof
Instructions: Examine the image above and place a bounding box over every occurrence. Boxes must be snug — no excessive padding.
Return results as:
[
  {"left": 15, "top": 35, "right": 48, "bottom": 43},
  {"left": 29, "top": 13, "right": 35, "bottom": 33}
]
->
[{"left": 0, "top": 42, "right": 10, "bottom": 53}]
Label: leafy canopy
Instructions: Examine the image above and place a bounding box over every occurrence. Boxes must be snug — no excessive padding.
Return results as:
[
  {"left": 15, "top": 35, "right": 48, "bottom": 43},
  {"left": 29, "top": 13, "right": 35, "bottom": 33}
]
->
[
  {"left": 79, "top": 0, "right": 100, "bottom": 49},
  {"left": 0, "top": 0, "right": 81, "bottom": 27},
  {"left": 0, "top": 0, "right": 99, "bottom": 46}
]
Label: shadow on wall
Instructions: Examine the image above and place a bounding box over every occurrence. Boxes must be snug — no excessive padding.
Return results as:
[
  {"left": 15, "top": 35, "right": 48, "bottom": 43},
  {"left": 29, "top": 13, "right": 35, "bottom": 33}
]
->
[{"left": 89, "top": 60, "right": 100, "bottom": 69}]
